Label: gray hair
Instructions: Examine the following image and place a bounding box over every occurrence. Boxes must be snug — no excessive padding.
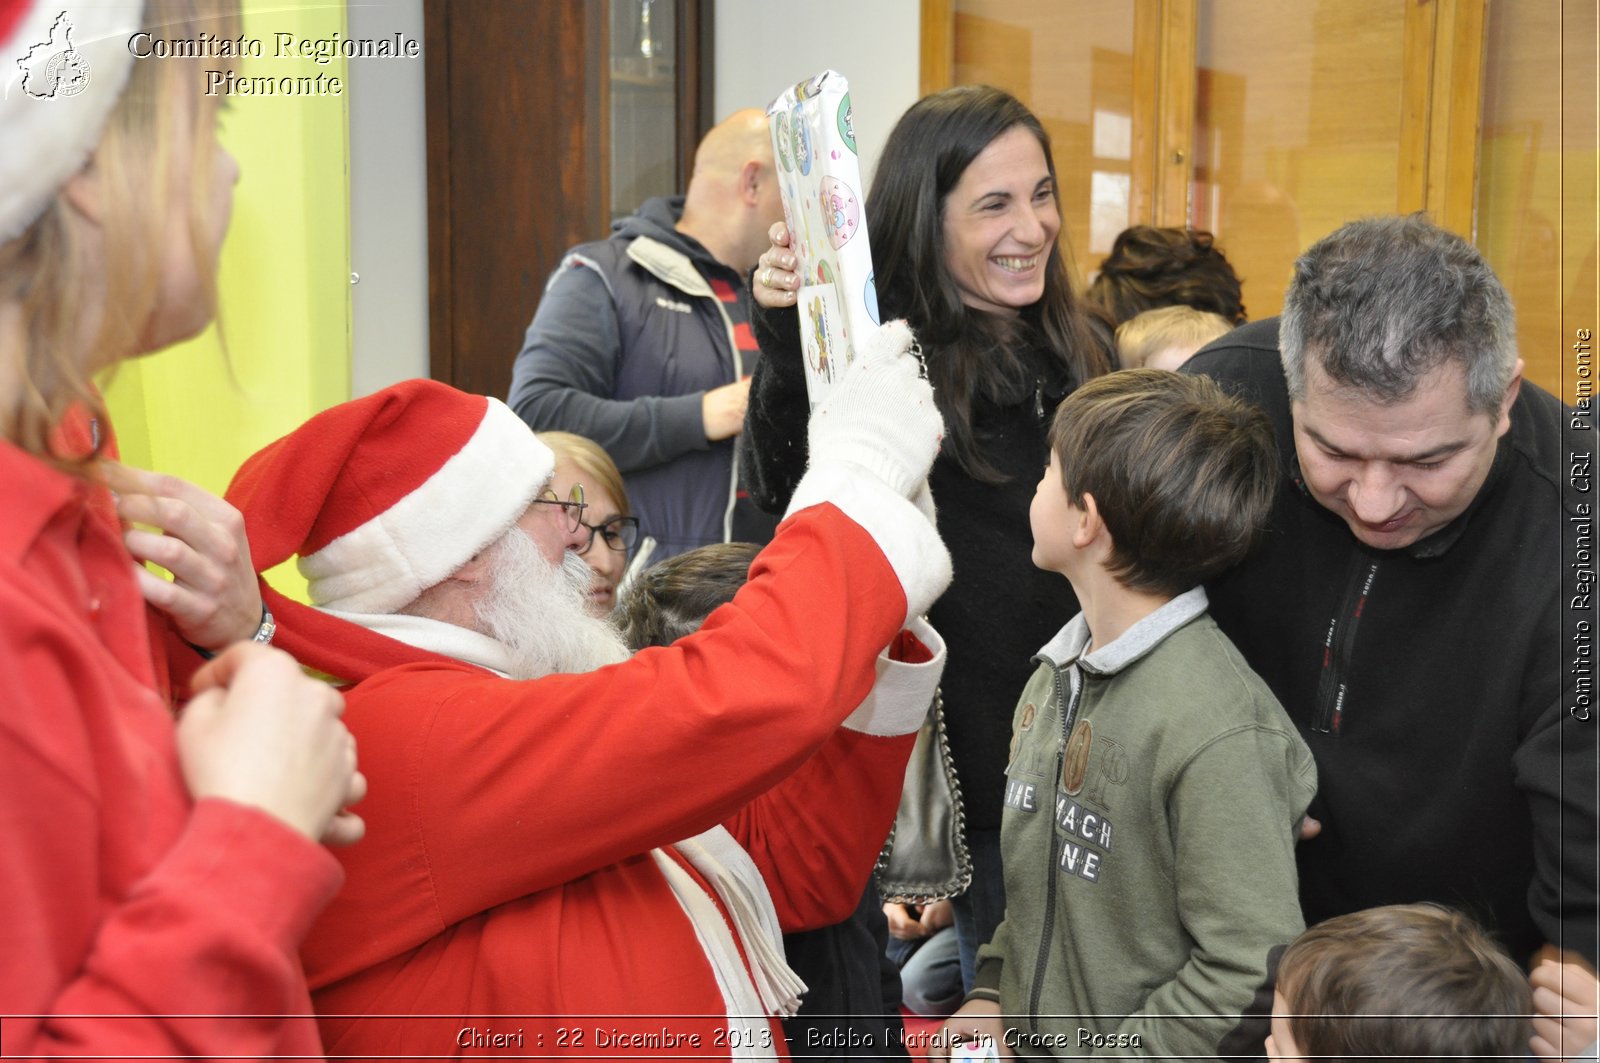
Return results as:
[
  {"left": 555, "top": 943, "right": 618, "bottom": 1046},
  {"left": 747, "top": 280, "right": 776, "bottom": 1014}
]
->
[{"left": 1280, "top": 215, "right": 1517, "bottom": 414}]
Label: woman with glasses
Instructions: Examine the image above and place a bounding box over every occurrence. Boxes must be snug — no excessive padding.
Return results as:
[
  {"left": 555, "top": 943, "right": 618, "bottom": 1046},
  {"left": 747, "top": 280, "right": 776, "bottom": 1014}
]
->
[{"left": 539, "top": 432, "right": 640, "bottom": 616}]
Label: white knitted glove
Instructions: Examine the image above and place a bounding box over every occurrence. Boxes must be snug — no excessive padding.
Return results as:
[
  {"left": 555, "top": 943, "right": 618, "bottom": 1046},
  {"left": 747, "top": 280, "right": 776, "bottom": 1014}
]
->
[
  {"left": 785, "top": 320, "right": 951, "bottom": 619},
  {"left": 806, "top": 319, "right": 943, "bottom": 499}
]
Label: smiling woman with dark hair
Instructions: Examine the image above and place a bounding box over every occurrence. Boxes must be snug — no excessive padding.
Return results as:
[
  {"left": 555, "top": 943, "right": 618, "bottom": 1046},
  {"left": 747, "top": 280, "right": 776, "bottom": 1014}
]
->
[{"left": 742, "top": 84, "right": 1114, "bottom": 988}]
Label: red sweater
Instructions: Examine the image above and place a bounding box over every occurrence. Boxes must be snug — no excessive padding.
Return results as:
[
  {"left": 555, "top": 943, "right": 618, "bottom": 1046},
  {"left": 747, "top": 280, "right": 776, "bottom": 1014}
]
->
[
  {"left": 0, "top": 440, "right": 342, "bottom": 1059},
  {"left": 305, "top": 505, "right": 928, "bottom": 1057}
]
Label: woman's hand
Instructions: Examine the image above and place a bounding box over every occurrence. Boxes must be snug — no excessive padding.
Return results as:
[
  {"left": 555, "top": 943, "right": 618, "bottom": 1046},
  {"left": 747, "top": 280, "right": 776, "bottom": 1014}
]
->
[
  {"left": 104, "top": 462, "right": 263, "bottom": 652},
  {"left": 753, "top": 222, "right": 800, "bottom": 308},
  {"left": 179, "top": 643, "right": 366, "bottom": 847}
]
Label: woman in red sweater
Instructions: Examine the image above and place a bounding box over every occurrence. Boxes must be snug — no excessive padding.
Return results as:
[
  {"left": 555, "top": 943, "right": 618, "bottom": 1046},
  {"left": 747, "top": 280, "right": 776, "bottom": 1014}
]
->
[{"left": 0, "top": 0, "right": 362, "bottom": 1056}]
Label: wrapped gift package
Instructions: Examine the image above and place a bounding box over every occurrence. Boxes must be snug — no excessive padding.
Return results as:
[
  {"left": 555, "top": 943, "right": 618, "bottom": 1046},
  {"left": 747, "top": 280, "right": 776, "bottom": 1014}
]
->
[{"left": 767, "top": 70, "right": 881, "bottom": 408}]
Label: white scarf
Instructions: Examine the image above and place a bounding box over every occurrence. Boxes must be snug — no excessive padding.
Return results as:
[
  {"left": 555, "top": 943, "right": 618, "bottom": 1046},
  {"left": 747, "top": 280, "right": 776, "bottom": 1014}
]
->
[{"left": 650, "top": 826, "right": 808, "bottom": 1061}]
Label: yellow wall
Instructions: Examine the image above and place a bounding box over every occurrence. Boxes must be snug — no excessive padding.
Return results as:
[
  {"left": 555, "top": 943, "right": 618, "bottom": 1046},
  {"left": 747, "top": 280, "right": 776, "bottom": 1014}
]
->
[
  {"left": 102, "top": 2, "right": 352, "bottom": 597},
  {"left": 101, "top": 4, "right": 351, "bottom": 492}
]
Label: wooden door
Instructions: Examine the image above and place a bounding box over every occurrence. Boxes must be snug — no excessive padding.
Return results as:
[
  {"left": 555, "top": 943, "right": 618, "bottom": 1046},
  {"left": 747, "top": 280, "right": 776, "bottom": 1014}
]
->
[
  {"left": 924, "top": 0, "right": 1595, "bottom": 399},
  {"left": 423, "top": 0, "right": 711, "bottom": 402}
]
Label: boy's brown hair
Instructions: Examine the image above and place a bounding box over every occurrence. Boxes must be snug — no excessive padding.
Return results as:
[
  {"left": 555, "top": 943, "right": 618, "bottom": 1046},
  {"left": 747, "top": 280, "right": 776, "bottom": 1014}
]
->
[
  {"left": 1277, "top": 904, "right": 1531, "bottom": 1063},
  {"left": 1047, "top": 368, "right": 1278, "bottom": 596}
]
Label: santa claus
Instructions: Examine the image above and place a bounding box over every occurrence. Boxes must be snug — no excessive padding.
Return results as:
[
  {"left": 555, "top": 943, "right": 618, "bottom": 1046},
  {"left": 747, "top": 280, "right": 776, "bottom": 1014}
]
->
[{"left": 227, "top": 322, "right": 950, "bottom": 1059}]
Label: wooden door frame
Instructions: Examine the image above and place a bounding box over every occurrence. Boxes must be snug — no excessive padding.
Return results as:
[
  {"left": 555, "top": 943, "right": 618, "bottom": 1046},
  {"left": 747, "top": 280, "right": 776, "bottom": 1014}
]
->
[
  {"left": 920, "top": 0, "right": 1484, "bottom": 236},
  {"left": 423, "top": 0, "right": 714, "bottom": 397}
]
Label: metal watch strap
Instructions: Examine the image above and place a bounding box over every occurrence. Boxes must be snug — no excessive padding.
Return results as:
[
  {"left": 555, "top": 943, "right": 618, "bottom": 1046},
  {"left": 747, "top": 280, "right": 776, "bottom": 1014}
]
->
[
  {"left": 183, "top": 606, "right": 273, "bottom": 660},
  {"left": 250, "top": 607, "right": 276, "bottom": 645}
]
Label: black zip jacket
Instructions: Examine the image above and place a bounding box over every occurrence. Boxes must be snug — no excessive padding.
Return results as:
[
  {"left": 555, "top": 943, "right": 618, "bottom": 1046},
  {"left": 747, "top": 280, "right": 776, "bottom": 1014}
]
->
[{"left": 1187, "top": 319, "right": 1597, "bottom": 965}]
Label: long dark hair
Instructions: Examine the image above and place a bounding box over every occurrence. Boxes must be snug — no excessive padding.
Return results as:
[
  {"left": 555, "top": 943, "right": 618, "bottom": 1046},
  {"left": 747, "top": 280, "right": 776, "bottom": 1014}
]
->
[{"left": 868, "top": 85, "right": 1112, "bottom": 482}]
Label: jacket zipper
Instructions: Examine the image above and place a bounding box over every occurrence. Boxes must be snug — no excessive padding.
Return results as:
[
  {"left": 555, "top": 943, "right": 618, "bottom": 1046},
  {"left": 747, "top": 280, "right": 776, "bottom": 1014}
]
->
[
  {"left": 1312, "top": 559, "right": 1380, "bottom": 734},
  {"left": 1029, "top": 661, "right": 1081, "bottom": 1023},
  {"left": 713, "top": 296, "right": 743, "bottom": 543}
]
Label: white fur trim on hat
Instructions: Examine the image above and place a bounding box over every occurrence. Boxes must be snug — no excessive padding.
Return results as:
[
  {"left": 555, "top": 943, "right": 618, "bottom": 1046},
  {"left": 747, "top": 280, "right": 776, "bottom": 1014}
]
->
[
  {"left": 300, "top": 398, "right": 556, "bottom": 615},
  {"left": 1, "top": 2, "right": 142, "bottom": 241}
]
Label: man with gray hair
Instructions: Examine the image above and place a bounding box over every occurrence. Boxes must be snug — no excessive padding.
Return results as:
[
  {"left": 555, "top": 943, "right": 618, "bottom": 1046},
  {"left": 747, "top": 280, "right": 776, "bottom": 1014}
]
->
[{"left": 1185, "top": 215, "right": 1596, "bottom": 978}]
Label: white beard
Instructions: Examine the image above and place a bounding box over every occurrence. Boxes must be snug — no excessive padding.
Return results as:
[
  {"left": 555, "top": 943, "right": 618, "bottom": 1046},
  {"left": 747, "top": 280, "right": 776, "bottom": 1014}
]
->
[{"left": 473, "top": 528, "right": 632, "bottom": 679}]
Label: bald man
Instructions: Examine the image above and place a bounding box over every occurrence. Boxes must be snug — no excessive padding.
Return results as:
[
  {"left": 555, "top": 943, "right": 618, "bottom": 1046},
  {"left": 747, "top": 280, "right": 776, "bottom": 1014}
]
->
[{"left": 509, "top": 109, "right": 784, "bottom": 561}]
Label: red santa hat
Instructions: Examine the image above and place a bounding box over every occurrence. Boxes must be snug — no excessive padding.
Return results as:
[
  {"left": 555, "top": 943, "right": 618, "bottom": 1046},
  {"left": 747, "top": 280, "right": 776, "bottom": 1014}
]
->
[
  {"left": 228, "top": 380, "right": 556, "bottom": 682},
  {"left": 1, "top": 0, "right": 143, "bottom": 240}
]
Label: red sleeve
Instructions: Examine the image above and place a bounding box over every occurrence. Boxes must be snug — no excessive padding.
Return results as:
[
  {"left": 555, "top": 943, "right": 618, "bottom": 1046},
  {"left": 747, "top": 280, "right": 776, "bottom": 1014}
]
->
[
  {"left": 0, "top": 599, "right": 342, "bottom": 1059},
  {"left": 149, "top": 606, "right": 207, "bottom": 704},
  {"left": 721, "top": 627, "right": 939, "bottom": 931},
  {"left": 722, "top": 728, "right": 916, "bottom": 931},
  {"left": 308, "top": 503, "right": 910, "bottom": 984}
]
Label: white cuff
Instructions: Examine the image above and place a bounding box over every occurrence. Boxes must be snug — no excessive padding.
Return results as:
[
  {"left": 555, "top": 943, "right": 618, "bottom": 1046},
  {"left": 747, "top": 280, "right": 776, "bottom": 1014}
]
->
[
  {"left": 842, "top": 616, "right": 946, "bottom": 736},
  {"left": 785, "top": 465, "right": 953, "bottom": 622}
]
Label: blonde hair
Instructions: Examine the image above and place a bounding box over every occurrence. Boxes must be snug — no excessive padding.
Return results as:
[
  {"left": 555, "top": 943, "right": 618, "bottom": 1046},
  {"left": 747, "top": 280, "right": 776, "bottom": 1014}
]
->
[
  {"left": 537, "top": 431, "right": 631, "bottom": 518},
  {"left": 0, "top": 0, "right": 241, "bottom": 468},
  {"left": 1114, "top": 304, "right": 1233, "bottom": 369}
]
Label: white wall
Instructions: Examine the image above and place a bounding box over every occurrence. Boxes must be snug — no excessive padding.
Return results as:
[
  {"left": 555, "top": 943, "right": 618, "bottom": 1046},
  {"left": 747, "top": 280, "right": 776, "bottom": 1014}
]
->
[
  {"left": 346, "top": 0, "right": 430, "bottom": 396},
  {"left": 714, "top": 0, "right": 921, "bottom": 185},
  {"left": 345, "top": 0, "right": 923, "bottom": 395}
]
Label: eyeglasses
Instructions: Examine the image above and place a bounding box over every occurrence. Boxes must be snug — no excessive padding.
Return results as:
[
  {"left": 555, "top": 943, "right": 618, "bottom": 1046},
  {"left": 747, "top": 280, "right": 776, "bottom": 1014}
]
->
[
  {"left": 577, "top": 515, "right": 640, "bottom": 556},
  {"left": 529, "top": 484, "right": 587, "bottom": 534}
]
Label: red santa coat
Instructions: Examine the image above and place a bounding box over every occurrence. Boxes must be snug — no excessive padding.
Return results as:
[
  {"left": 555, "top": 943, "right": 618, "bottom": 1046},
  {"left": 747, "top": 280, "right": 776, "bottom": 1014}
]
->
[
  {"left": 303, "top": 503, "right": 941, "bottom": 1058},
  {"left": 0, "top": 438, "right": 342, "bottom": 1059}
]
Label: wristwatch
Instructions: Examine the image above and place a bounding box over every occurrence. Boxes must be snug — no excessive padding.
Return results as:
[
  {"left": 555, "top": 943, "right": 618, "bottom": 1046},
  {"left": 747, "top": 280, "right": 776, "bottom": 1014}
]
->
[
  {"left": 250, "top": 607, "right": 277, "bottom": 646},
  {"left": 186, "top": 606, "right": 275, "bottom": 660}
]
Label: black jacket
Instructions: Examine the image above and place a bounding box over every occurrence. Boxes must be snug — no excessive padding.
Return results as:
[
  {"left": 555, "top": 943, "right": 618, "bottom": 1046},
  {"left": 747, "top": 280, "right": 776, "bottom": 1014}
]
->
[{"left": 1187, "top": 319, "right": 1597, "bottom": 964}]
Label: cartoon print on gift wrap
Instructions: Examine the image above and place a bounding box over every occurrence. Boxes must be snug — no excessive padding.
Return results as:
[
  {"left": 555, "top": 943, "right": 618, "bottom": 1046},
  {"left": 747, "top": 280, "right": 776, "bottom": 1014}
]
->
[
  {"left": 774, "top": 112, "right": 793, "bottom": 173},
  {"left": 804, "top": 294, "right": 834, "bottom": 381},
  {"left": 837, "top": 93, "right": 857, "bottom": 154},
  {"left": 813, "top": 261, "right": 855, "bottom": 368},
  {"left": 864, "top": 273, "right": 880, "bottom": 325},
  {"left": 792, "top": 112, "right": 813, "bottom": 176},
  {"left": 820, "top": 176, "right": 859, "bottom": 249}
]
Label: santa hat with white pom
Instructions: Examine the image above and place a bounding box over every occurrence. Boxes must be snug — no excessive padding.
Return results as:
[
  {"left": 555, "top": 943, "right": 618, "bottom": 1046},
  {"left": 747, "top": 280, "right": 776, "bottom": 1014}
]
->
[{"left": 0, "top": 0, "right": 144, "bottom": 241}]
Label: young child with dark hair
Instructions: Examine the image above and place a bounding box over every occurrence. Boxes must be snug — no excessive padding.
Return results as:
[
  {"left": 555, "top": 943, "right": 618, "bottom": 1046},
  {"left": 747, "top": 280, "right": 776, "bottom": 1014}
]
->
[
  {"left": 942, "top": 368, "right": 1317, "bottom": 1058},
  {"left": 616, "top": 542, "right": 762, "bottom": 651},
  {"left": 1269, "top": 903, "right": 1532, "bottom": 1063}
]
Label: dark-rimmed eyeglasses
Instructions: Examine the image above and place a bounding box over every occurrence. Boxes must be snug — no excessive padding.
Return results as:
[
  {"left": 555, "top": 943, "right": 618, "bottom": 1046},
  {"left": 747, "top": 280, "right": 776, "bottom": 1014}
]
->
[
  {"left": 529, "top": 484, "right": 587, "bottom": 534},
  {"left": 577, "top": 515, "right": 640, "bottom": 556}
]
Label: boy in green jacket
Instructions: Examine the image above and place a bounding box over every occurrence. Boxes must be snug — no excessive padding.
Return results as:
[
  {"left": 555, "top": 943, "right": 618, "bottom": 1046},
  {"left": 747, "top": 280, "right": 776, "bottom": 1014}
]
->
[{"left": 942, "top": 369, "right": 1317, "bottom": 1058}]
